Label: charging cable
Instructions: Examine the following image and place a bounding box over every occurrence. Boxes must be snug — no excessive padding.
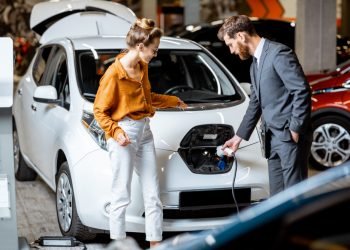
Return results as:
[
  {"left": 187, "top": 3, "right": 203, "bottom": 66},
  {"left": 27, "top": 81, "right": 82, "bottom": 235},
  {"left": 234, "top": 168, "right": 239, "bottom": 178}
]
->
[{"left": 216, "top": 146, "right": 240, "bottom": 215}]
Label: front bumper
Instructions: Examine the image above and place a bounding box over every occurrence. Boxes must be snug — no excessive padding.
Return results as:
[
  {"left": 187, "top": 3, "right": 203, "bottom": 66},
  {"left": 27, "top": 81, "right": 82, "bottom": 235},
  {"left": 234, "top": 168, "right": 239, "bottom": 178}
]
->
[{"left": 71, "top": 141, "right": 268, "bottom": 232}]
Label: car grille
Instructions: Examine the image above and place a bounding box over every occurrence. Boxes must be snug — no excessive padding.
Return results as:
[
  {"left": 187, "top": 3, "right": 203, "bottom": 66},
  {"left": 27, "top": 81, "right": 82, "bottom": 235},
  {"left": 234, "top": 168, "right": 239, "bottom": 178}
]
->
[
  {"left": 158, "top": 188, "right": 251, "bottom": 219},
  {"left": 163, "top": 207, "right": 236, "bottom": 219},
  {"left": 179, "top": 188, "right": 251, "bottom": 209}
]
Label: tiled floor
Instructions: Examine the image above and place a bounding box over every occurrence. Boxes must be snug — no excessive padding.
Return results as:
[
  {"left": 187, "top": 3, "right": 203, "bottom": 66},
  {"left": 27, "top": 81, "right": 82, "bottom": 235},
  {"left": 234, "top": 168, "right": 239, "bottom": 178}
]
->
[
  {"left": 15, "top": 177, "right": 175, "bottom": 250},
  {"left": 16, "top": 178, "right": 109, "bottom": 249}
]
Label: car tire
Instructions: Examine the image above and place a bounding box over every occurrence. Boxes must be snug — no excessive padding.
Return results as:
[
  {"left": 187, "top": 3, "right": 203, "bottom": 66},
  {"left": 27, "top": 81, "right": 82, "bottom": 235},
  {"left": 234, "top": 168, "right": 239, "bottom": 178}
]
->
[
  {"left": 310, "top": 115, "right": 350, "bottom": 170},
  {"left": 13, "top": 121, "right": 37, "bottom": 181},
  {"left": 56, "top": 162, "right": 96, "bottom": 241}
]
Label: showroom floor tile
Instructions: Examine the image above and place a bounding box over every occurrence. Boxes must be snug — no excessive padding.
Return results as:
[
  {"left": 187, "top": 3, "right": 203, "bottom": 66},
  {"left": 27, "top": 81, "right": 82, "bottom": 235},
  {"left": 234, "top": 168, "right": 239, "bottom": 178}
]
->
[{"left": 16, "top": 178, "right": 108, "bottom": 249}]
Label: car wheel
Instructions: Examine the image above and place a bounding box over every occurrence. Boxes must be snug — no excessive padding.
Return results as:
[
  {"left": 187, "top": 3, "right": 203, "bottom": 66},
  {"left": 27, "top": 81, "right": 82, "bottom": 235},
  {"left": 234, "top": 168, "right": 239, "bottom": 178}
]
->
[
  {"left": 56, "top": 162, "right": 96, "bottom": 241},
  {"left": 13, "top": 121, "right": 37, "bottom": 181},
  {"left": 310, "top": 116, "right": 350, "bottom": 170}
]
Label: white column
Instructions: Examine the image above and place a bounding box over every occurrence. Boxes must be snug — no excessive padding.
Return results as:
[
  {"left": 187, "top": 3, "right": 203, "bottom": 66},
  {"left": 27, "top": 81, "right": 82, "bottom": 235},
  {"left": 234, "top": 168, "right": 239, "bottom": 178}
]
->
[
  {"left": 296, "top": 0, "right": 336, "bottom": 73},
  {"left": 184, "top": 0, "right": 200, "bottom": 25},
  {"left": 142, "top": 0, "right": 157, "bottom": 22}
]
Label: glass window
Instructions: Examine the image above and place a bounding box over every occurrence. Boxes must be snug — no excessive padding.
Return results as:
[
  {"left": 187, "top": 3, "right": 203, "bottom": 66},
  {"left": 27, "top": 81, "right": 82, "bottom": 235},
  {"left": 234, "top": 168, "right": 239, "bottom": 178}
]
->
[
  {"left": 33, "top": 46, "right": 55, "bottom": 85},
  {"left": 35, "top": 46, "right": 70, "bottom": 110},
  {"left": 76, "top": 49, "right": 241, "bottom": 104},
  {"left": 76, "top": 51, "right": 116, "bottom": 101},
  {"left": 54, "top": 54, "right": 70, "bottom": 110}
]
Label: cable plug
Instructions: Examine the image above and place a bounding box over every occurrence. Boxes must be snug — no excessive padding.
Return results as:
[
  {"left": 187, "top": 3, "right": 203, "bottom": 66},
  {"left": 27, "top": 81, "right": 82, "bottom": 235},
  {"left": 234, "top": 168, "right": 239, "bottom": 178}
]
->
[{"left": 216, "top": 145, "right": 234, "bottom": 157}]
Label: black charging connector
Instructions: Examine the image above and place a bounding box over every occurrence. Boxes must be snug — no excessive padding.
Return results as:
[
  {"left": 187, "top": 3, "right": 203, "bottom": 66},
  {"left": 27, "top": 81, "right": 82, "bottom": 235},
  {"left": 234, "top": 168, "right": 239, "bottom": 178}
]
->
[{"left": 36, "top": 236, "right": 76, "bottom": 247}]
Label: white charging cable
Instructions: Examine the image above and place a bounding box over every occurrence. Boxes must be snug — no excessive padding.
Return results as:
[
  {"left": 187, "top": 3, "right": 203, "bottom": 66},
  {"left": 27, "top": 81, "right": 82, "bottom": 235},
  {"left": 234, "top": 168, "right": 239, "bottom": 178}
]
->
[{"left": 216, "top": 146, "right": 239, "bottom": 214}]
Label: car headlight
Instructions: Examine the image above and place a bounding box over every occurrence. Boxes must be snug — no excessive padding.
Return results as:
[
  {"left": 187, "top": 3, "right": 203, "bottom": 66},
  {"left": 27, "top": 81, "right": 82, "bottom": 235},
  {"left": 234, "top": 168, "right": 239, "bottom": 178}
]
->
[{"left": 81, "top": 110, "right": 107, "bottom": 150}]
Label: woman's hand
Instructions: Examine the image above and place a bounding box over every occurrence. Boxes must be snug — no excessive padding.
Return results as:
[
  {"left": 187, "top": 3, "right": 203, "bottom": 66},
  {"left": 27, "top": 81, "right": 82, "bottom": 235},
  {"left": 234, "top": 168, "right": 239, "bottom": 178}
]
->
[
  {"left": 116, "top": 132, "right": 130, "bottom": 146},
  {"left": 177, "top": 98, "right": 188, "bottom": 110}
]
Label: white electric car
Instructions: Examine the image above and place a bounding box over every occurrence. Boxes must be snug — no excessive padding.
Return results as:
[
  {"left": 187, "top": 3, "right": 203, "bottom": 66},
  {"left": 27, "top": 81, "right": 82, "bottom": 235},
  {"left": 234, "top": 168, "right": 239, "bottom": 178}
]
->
[{"left": 12, "top": 0, "right": 269, "bottom": 241}]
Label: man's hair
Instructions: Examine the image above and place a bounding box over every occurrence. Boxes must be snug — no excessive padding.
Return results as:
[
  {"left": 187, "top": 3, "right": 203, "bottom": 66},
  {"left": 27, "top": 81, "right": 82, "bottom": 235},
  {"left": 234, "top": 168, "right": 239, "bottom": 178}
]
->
[
  {"left": 217, "top": 15, "right": 257, "bottom": 41},
  {"left": 126, "top": 18, "right": 163, "bottom": 47}
]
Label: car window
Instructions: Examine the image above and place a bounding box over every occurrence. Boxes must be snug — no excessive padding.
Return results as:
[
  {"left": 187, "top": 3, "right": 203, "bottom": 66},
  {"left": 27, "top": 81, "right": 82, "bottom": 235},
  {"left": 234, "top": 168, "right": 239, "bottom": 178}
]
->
[
  {"left": 76, "top": 49, "right": 240, "bottom": 104},
  {"left": 38, "top": 46, "right": 70, "bottom": 110},
  {"left": 76, "top": 51, "right": 118, "bottom": 101},
  {"left": 55, "top": 54, "right": 70, "bottom": 110},
  {"left": 150, "top": 51, "right": 237, "bottom": 99},
  {"left": 38, "top": 46, "right": 61, "bottom": 87},
  {"left": 33, "top": 46, "right": 55, "bottom": 85}
]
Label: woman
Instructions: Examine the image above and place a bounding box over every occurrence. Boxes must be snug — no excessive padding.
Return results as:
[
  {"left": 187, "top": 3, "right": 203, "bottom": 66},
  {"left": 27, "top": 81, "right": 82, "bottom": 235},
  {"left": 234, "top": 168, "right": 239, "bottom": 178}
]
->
[{"left": 93, "top": 18, "right": 187, "bottom": 247}]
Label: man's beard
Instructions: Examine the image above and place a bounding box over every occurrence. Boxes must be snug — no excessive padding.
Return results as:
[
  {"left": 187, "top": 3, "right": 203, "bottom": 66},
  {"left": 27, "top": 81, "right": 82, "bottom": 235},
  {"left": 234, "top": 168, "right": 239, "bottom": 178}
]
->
[{"left": 237, "top": 41, "right": 251, "bottom": 60}]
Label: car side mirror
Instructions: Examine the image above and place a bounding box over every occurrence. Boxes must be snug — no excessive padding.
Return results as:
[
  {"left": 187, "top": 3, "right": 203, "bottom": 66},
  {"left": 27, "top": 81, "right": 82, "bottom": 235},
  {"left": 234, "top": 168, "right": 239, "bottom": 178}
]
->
[
  {"left": 33, "top": 85, "right": 60, "bottom": 104},
  {"left": 240, "top": 82, "right": 251, "bottom": 96}
]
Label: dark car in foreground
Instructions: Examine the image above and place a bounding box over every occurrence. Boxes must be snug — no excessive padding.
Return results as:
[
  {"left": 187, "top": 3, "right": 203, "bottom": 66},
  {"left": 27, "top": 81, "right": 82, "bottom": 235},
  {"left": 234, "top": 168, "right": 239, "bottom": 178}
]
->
[{"left": 154, "top": 161, "right": 350, "bottom": 250}]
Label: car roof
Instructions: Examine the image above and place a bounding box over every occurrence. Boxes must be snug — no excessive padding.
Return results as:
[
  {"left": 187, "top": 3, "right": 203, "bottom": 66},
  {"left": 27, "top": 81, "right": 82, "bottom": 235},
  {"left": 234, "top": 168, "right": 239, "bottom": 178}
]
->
[
  {"left": 177, "top": 18, "right": 294, "bottom": 36},
  {"left": 66, "top": 36, "right": 201, "bottom": 51}
]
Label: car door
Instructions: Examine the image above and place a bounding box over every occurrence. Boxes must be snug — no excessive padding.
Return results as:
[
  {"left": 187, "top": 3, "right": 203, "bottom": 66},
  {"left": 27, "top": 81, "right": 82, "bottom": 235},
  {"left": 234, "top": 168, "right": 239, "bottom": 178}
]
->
[
  {"left": 29, "top": 45, "right": 70, "bottom": 182},
  {"left": 16, "top": 45, "right": 55, "bottom": 160}
]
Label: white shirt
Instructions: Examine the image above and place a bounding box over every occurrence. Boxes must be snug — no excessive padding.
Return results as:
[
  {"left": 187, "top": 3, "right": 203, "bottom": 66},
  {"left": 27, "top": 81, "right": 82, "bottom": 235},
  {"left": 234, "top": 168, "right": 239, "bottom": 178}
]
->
[{"left": 253, "top": 38, "right": 266, "bottom": 67}]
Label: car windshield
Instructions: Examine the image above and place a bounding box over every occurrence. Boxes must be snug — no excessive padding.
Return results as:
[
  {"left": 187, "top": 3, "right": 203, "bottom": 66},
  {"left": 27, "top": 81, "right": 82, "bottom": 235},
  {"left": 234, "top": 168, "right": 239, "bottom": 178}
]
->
[{"left": 75, "top": 49, "right": 241, "bottom": 104}]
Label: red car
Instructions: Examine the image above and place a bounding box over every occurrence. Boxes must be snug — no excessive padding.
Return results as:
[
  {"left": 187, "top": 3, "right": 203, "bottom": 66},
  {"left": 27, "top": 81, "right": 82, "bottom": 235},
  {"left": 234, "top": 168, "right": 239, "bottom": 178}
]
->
[
  {"left": 310, "top": 61, "right": 350, "bottom": 169},
  {"left": 307, "top": 59, "right": 350, "bottom": 83}
]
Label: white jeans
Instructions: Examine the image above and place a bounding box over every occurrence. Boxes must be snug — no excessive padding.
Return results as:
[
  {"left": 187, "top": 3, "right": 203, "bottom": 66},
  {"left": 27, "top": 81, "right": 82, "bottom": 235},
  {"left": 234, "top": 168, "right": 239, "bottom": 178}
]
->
[{"left": 107, "top": 117, "right": 163, "bottom": 242}]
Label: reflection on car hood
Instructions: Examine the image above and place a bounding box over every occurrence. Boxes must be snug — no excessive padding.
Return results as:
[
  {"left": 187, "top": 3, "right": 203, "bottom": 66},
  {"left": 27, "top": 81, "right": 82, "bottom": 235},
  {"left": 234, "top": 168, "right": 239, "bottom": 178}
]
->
[
  {"left": 83, "top": 100, "right": 259, "bottom": 152},
  {"left": 311, "top": 73, "right": 350, "bottom": 92}
]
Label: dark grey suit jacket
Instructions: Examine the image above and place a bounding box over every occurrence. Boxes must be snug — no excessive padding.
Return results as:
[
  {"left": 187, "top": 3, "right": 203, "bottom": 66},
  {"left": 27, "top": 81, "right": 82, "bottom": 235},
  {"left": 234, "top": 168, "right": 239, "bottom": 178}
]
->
[{"left": 236, "top": 39, "right": 311, "bottom": 141}]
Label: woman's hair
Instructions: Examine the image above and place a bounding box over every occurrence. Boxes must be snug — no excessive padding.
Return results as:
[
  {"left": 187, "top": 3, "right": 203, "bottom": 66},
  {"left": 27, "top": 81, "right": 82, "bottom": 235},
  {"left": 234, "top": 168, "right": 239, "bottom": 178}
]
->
[
  {"left": 217, "top": 15, "right": 256, "bottom": 41},
  {"left": 126, "top": 18, "right": 163, "bottom": 47}
]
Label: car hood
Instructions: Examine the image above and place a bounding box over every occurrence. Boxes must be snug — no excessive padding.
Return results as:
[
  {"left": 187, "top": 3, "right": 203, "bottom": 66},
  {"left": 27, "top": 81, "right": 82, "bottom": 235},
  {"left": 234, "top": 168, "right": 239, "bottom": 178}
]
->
[
  {"left": 311, "top": 73, "right": 350, "bottom": 92},
  {"left": 82, "top": 100, "right": 260, "bottom": 151},
  {"left": 307, "top": 73, "right": 331, "bottom": 83}
]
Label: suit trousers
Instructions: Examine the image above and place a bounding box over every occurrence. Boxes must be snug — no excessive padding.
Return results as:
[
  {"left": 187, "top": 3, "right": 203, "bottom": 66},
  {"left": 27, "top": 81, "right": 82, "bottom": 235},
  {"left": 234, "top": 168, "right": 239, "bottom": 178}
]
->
[
  {"left": 267, "top": 128, "right": 312, "bottom": 195},
  {"left": 107, "top": 117, "right": 163, "bottom": 241}
]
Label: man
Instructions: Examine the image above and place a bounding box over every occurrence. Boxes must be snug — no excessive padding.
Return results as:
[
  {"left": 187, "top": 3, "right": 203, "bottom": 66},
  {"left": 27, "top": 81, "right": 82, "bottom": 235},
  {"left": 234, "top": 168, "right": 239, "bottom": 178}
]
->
[{"left": 219, "top": 15, "right": 312, "bottom": 196}]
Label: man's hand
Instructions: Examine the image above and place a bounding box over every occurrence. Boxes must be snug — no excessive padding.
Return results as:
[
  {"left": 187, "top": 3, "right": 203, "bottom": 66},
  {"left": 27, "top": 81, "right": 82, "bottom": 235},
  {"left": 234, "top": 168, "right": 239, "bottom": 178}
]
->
[
  {"left": 222, "top": 135, "right": 242, "bottom": 156},
  {"left": 290, "top": 129, "right": 299, "bottom": 143},
  {"left": 116, "top": 132, "right": 130, "bottom": 146}
]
